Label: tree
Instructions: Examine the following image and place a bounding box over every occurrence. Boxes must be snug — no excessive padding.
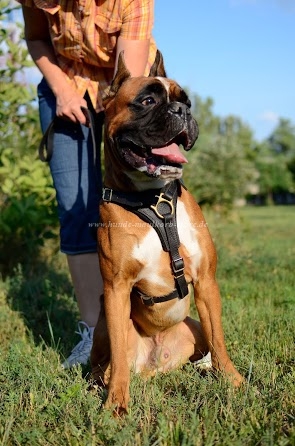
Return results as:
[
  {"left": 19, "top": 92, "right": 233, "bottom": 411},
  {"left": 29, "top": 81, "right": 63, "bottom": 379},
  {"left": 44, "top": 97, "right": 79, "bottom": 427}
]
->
[
  {"left": 251, "top": 120, "right": 295, "bottom": 204},
  {"left": 268, "top": 118, "right": 295, "bottom": 188},
  {"left": 268, "top": 118, "right": 295, "bottom": 156},
  {"left": 184, "top": 95, "right": 256, "bottom": 211},
  {"left": 254, "top": 141, "right": 293, "bottom": 204}
]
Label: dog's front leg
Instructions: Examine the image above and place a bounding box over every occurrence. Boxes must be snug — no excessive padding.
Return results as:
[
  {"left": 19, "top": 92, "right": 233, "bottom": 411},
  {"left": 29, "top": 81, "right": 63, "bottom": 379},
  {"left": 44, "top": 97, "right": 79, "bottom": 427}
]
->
[
  {"left": 103, "top": 281, "right": 131, "bottom": 415},
  {"left": 194, "top": 278, "right": 244, "bottom": 386}
]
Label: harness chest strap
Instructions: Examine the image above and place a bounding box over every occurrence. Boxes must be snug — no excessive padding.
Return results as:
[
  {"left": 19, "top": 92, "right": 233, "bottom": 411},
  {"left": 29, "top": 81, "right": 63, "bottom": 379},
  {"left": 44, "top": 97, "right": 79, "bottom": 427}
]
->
[{"left": 101, "top": 180, "right": 189, "bottom": 305}]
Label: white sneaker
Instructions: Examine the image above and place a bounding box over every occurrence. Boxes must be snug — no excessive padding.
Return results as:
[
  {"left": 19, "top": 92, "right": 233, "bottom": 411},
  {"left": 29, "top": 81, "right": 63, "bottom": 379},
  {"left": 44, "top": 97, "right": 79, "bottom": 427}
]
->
[
  {"left": 62, "top": 321, "right": 94, "bottom": 369},
  {"left": 195, "top": 352, "right": 212, "bottom": 370}
]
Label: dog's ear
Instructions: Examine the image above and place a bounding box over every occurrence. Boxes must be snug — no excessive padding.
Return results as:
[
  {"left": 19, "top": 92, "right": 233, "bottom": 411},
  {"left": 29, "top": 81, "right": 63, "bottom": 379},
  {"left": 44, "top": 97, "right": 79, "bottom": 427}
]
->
[
  {"left": 104, "top": 51, "right": 131, "bottom": 102},
  {"left": 148, "top": 50, "right": 167, "bottom": 78}
]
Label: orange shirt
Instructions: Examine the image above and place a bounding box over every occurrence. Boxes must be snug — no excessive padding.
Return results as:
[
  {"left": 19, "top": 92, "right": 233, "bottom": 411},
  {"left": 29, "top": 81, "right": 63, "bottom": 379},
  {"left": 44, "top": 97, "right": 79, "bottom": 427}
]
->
[{"left": 18, "top": 0, "right": 157, "bottom": 111}]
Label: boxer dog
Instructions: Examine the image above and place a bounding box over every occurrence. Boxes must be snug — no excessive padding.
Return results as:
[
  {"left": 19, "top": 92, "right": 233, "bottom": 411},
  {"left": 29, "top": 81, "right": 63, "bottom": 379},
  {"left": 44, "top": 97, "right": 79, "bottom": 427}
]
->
[{"left": 91, "top": 50, "right": 244, "bottom": 414}]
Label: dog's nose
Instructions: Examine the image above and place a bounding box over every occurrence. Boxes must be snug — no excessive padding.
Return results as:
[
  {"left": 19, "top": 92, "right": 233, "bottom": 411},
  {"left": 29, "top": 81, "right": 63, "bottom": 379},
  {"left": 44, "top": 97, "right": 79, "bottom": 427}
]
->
[{"left": 169, "top": 102, "right": 191, "bottom": 117}]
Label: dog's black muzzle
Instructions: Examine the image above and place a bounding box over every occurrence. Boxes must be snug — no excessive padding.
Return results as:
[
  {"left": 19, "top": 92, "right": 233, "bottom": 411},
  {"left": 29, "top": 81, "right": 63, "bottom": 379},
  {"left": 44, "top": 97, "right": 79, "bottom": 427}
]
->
[
  {"left": 117, "top": 102, "right": 198, "bottom": 152},
  {"left": 167, "top": 101, "right": 198, "bottom": 149}
]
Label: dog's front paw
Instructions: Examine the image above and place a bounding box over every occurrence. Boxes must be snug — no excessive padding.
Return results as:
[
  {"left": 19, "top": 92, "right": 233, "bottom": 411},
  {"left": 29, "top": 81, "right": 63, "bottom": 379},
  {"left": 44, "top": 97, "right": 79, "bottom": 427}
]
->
[
  {"left": 231, "top": 370, "right": 245, "bottom": 388},
  {"left": 221, "top": 363, "right": 245, "bottom": 388},
  {"left": 105, "top": 383, "right": 130, "bottom": 416}
]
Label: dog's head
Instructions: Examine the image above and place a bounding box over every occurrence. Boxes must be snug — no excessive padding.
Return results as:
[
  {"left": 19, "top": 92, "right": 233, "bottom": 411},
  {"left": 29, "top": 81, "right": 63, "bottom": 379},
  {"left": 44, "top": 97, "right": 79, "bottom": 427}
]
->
[{"left": 103, "top": 50, "right": 199, "bottom": 189}]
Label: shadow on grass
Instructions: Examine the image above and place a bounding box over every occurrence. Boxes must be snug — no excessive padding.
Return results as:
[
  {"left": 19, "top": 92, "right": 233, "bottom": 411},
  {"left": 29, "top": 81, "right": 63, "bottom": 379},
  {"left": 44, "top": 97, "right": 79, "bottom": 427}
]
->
[{"left": 5, "top": 259, "right": 79, "bottom": 358}]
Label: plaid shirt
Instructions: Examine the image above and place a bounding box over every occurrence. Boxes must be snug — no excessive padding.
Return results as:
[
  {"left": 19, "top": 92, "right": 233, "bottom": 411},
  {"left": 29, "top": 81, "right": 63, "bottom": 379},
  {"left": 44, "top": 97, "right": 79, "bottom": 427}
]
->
[{"left": 18, "top": 0, "right": 156, "bottom": 111}]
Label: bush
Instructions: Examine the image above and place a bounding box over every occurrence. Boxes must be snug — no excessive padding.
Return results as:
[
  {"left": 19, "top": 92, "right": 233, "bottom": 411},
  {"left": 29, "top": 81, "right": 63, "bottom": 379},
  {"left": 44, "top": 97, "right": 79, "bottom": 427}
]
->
[{"left": 0, "top": 148, "right": 58, "bottom": 276}]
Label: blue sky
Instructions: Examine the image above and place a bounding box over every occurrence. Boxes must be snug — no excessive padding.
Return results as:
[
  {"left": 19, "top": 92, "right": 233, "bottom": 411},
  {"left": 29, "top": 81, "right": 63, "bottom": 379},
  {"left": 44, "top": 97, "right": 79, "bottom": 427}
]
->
[
  {"left": 10, "top": 0, "right": 294, "bottom": 141},
  {"left": 153, "top": 0, "right": 295, "bottom": 141}
]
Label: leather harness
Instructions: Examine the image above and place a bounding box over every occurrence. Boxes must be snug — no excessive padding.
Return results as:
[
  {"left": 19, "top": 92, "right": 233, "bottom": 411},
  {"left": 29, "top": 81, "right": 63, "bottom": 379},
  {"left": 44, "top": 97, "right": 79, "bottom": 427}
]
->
[{"left": 101, "top": 180, "right": 189, "bottom": 306}]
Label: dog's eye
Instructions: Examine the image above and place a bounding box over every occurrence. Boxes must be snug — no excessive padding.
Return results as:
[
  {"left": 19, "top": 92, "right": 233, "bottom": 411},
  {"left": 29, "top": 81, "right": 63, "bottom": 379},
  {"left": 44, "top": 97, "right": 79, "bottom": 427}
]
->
[{"left": 141, "top": 96, "right": 156, "bottom": 106}]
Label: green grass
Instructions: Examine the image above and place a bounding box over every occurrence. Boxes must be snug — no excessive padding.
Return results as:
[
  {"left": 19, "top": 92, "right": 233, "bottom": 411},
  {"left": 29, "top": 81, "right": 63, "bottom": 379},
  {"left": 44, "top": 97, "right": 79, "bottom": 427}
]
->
[{"left": 0, "top": 206, "right": 294, "bottom": 445}]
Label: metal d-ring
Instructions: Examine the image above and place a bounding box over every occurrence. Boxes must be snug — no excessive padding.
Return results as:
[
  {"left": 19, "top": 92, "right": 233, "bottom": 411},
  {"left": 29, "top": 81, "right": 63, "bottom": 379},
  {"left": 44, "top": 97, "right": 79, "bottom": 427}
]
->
[{"left": 150, "top": 193, "right": 174, "bottom": 219}]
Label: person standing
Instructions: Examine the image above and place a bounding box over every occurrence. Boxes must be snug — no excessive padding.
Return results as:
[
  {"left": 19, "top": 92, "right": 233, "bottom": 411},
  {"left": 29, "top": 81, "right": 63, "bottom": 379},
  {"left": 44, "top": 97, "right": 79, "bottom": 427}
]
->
[{"left": 19, "top": 0, "right": 157, "bottom": 367}]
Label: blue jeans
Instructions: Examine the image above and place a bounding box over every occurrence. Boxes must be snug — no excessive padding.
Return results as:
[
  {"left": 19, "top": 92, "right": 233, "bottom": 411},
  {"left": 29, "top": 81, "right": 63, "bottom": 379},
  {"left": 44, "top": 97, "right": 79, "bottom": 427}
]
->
[{"left": 37, "top": 78, "right": 103, "bottom": 254}]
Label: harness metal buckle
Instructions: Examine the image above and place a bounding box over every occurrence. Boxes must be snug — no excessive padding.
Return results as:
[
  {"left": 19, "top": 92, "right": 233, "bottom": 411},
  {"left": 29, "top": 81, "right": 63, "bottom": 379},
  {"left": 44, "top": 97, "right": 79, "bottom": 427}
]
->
[
  {"left": 140, "top": 295, "right": 155, "bottom": 306},
  {"left": 172, "top": 256, "right": 185, "bottom": 275},
  {"left": 102, "top": 187, "right": 113, "bottom": 202},
  {"left": 150, "top": 193, "right": 174, "bottom": 219}
]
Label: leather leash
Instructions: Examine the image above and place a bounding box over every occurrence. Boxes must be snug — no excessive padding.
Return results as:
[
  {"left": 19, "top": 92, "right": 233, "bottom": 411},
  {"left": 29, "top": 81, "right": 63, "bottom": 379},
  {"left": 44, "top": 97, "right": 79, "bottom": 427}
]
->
[{"left": 38, "top": 107, "right": 97, "bottom": 164}]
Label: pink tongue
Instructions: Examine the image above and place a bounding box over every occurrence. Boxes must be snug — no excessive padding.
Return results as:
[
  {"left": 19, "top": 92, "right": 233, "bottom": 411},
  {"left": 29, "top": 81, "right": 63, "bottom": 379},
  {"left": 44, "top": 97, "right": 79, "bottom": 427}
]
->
[{"left": 151, "top": 143, "right": 188, "bottom": 164}]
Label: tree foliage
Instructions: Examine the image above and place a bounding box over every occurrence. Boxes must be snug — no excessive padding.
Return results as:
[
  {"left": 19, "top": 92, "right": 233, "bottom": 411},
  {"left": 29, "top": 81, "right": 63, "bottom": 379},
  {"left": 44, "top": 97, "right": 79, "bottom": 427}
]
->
[
  {"left": 184, "top": 95, "right": 256, "bottom": 211},
  {"left": 252, "top": 119, "right": 295, "bottom": 203},
  {"left": 268, "top": 118, "right": 295, "bottom": 156},
  {"left": 183, "top": 94, "right": 295, "bottom": 210},
  {"left": 268, "top": 118, "right": 295, "bottom": 187},
  {"left": 0, "top": 1, "right": 57, "bottom": 276},
  {"left": 0, "top": 1, "right": 41, "bottom": 153},
  {"left": 254, "top": 142, "right": 293, "bottom": 198}
]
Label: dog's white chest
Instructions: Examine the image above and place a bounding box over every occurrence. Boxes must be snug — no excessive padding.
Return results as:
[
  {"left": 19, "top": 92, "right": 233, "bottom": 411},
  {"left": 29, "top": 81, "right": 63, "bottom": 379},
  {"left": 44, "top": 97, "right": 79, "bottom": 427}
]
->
[
  {"left": 132, "top": 228, "right": 168, "bottom": 287},
  {"left": 132, "top": 201, "right": 202, "bottom": 285}
]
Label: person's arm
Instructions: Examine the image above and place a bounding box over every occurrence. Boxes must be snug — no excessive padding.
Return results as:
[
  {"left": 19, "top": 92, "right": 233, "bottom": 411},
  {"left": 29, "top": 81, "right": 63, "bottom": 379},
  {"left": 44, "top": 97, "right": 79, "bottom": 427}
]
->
[
  {"left": 22, "top": 6, "right": 87, "bottom": 124},
  {"left": 115, "top": 37, "right": 150, "bottom": 76},
  {"left": 114, "top": 0, "right": 154, "bottom": 77}
]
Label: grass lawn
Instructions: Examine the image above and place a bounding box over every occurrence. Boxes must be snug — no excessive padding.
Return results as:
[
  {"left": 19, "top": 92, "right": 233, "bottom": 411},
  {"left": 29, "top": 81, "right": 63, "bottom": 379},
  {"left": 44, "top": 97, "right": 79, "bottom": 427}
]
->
[{"left": 0, "top": 206, "right": 294, "bottom": 445}]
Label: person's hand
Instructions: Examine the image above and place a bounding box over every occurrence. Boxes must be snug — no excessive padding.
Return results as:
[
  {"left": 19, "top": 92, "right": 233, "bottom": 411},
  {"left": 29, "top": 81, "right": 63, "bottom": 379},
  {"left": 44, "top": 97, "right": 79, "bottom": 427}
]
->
[{"left": 55, "top": 84, "right": 88, "bottom": 125}]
